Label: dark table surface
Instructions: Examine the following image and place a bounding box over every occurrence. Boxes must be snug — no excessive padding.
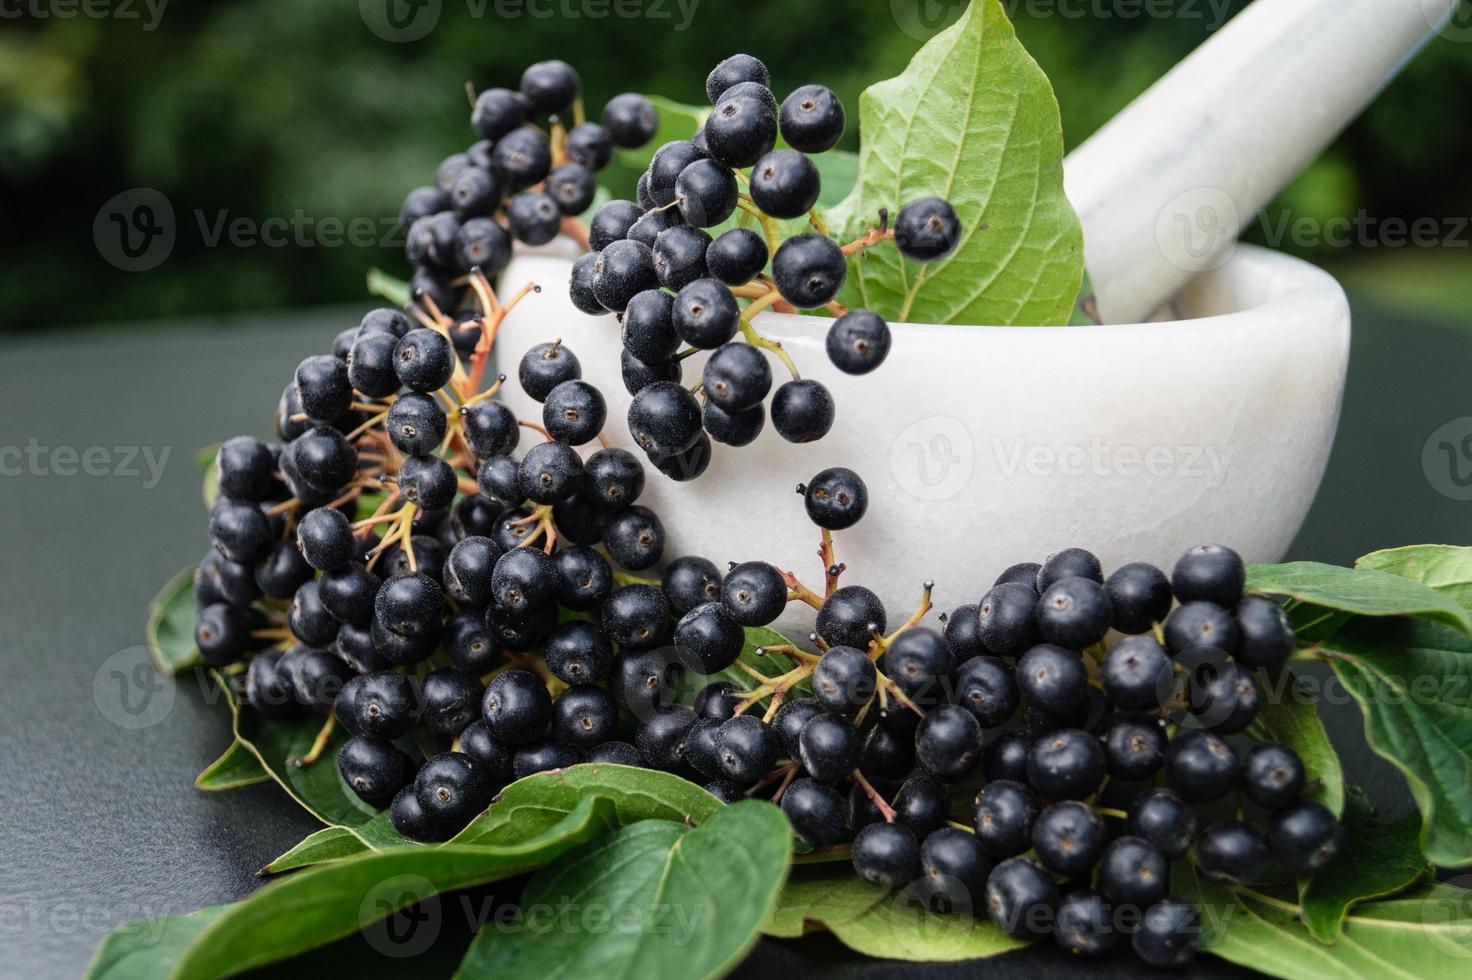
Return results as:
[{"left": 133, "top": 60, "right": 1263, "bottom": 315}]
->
[{"left": 2, "top": 291, "right": 1469, "bottom": 978}]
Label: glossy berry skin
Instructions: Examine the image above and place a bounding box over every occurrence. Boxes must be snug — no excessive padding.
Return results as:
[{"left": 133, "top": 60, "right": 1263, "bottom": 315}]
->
[
  {"left": 318, "top": 564, "right": 380, "bottom": 627},
  {"left": 245, "top": 650, "right": 296, "bottom": 717},
  {"left": 852, "top": 822, "right": 920, "bottom": 891},
  {"left": 490, "top": 128, "right": 552, "bottom": 190},
  {"left": 1173, "top": 544, "right": 1245, "bottom": 607},
  {"left": 518, "top": 343, "right": 583, "bottom": 408},
  {"left": 587, "top": 741, "right": 643, "bottom": 767},
  {"left": 715, "top": 79, "right": 777, "bottom": 113},
  {"left": 647, "top": 140, "right": 703, "bottom": 207},
  {"left": 582, "top": 447, "right": 645, "bottom": 511},
  {"left": 894, "top": 197, "right": 962, "bottom": 263},
  {"left": 209, "top": 500, "right": 271, "bottom": 564},
  {"left": 1037, "top": 577, "right": 1113, "bottom": 650},
  {"left": 1166, "top": 729, "right": 1239, "bottom": 801},
  {"left": 1054, "top": 889, "right": 1117, "bottom": 958},
  {"left": 562, "top": 120, "right": 611, "bottom": 171},
  {"left": 715, "top": 714, "right": 778, "bottom": 784},
  {"left": 293, "top": 507, "right": 351, "bottom": 572},
  {"left": 651, "top": 433, "right": 712, "bottom": 482},
  {"left": 1104, "top": 562, "right": 1173, "bottom": 634},
  {"left": 1165, "top": 600, "right": 1240, "bottom": 655},
  {"left": 773, "top": 697, "right": 823, "bottom": 759},
  {"left": 649, "top": 226, "right": 710, "bottom": 293},
  {"left": 890, "top": 775, "right": 948, "bottom": 838},
  {"left": 825, "top": 310, "right": 891, "bottom": 375},
  {"left": 345, "top": 671, "right": 418, "bottom": 740},
  {"left": 914, "top": 705, "right": 982, "bottom": 780},
  {"left": 953, "top": 656, "right": 1018, "bottom": 726},
  {"left": 491, "top": 547, "right": 557, "bottom": 614},
  {"left": 672, "top": 278, "right": 741, "bottom": 350},
  {"left": 386, "top": 392, "right": 446, "bottom": 457},
  {"left": 621, "top": 290, "right": 679, "bottom": 365},
  {"left": 414, "top": 752, "right": 491, "bottom": 831},
  {"left": 451, "top": 166, "right": 500, "bottom": 220},
  {"left": 295, "top": 354, "right": 352, "bottom": 422},
  {"left": 593, "top": 239, "right": 659, "bottom": 313},
  {"left": 506, "top": 191, "right": 561, "bottom": 246},
  {"left": 215, "top": 436, "right": 276, "bottom": 501},
  {"left": 1268, "top": 800, "right": 1341, "bottom": 875},
  {"left": 455, "top": 217, "right": 512, "bottom": 275},
  {"left": 986, "top": 857, "right": 1059, "bottom": 938},
  {"left": 519, "top": 440, "right": 584, "bottom": 504},
  {"left": 603, "top": 505, "right": 663, "bottom": 571},
  {"left": 519, "top": 59, "right": 578, "bottom": 114},
  {"left": 1196, "top": 819, "right": 1269, "bottom": 884},
  {"left": 779, "top": 84, "right": 845, "bottom": 153},
  {"left": 973, "top": 779, "right": 1039, "bottom": 859},
  {"left": 1191, "top": 659, "right": 1260, "bottom": 734},
  {"left": 661, "top": 555, "right": 722, "bottom": 615},
  {"left": 629, "top": 381, "right": 703, "bottom": 457},
  {"left": 1100, "top": 635, "right": 1171, "bottom": 711},
  {"left": 601, "top": 584, "right": 672, "bottom": 650},
  {"left": 397, "top": 455, "right": 456, "bottom": 511},
  {"left": 1032, "top": 800, "right": 1106, "bottom": 876},
  {"left": 749, "top": 149, "right": 820, "bottom": 219},
  {"left": 547, "top": 162, "right": 597, "bottom": 215},
  {"left": 513, "top": 740, "right": 580, "bottom": 780},
  {"left": 195, "top": 603, "right": 250, "bottom": 667},
  {"left": 541, "top": 620, "right": 613, "bottom": 686},
  {"left": 943, "top": 605, "right": 988, "bottom": 660},
  {"left": 883, "top": 628, "right": 954, "bottom": 702},
  {"left": 771, "top": 379, "right": 834, "bottom": 443},
  {"left": 627, "top": 208, "right": 679, "bottom": 248},
  {"left": 694, "top": 681, "right": 742, "bottom": 722},
  {"left": 1235, "top": 596, "right": 1297, "bottom": 668},
  {"left": 482, "top": 669, "right": 552, "bottom": 745},
  {"left": 290, "top": 582, "right": 339, "bottom": 648},
  {"left": 705, "top": 228, "right": 768, "bottom": 285},
  {"left": 772, "top": 233, "right": 846, "bottom": 309},
  {"left": 719, "top": 561, "right": 787, "bottom": 627},
  {"left": 548, "top": 546, "right": 609, "bottom": 613},
  {"left": 976, "top": 583, "right": 1043, "bottom": 657},
  {"left": 704, "top": 94, "right": 777, "bottom": 169},
  {"left": 444, "top": 613, "right": 499, "bottom": 675},
  {"left": 801, "top": 467, "right": 869, "bottom": 531},
  {"left": 1099, "top": 836, "right": 1169, "bottom": 909},
  {"left": 1127, "top": 788, "right": 1198, "bottom": 860},
  {"left": 475, "top": 455, "right": 519, "bottom": 508},
  {"left": 1027, "top": 728, "right": 1106, "bottom": 800},
  {"left": 982, "top": 732, "right": 1031, "bottom": 785},
  {"left": 702, "top": 343, "right": 771, "bottom": 413},
  {"left": 1037, "top": 549, "right": 1104, "bottom": 591},
  {"left": 602, "top": 92, "right": 659, "bottom": 147},
  {"left": 390, "top": 327, "right": 453, "bottom": 394},
  {"left": 588, "top": 199, "right": 642, "bottom": 251},
  {"left": 705, "top": 53, "right": 769, "bottom": 102},
  {"left": 812, "top": 646, "right": 877, "bottom": 715},
  {"left": 781, "top": 777, "right": 847, "bottom": 848},
  {"left": 1099, "top": 713, "right": 1167, "bottom": 780},
  {"left": 994, "top": 562, "right": 1042, "bottom": 590},
  {"left": 419, "top": 667, "right": 483, "bottom": 736},
  {"left": 375, "top": 573, "right": 443, "bottom": 637},
  {"left": 1134, "top": 898, "right": 1201, "bottom": 968},
  {"left": 551, "top": 685, "right": 619, "bottom": 748},
  {"left": 346, "top": 331, "right": 400, "bottom": 400},
  {"left": 684, "top": 718, "right": 723, "bottom": 779},
  {"left": 816, "top": 586, "right": 887, "bottom": 650},
  {"left": 861, "top": 725, "right": 915, "bottom": 781},
  {"left": 795, "top": 713, "right": 858, "bottom": 783},
  {"left": 1240, "top": 742, "right": 1306, "bottom": 810},
  {"left": 1017, "top": 644, "right": 1089, "bottom": 716},
  {"left": 338, "top": 736, "right": 412, "bottom": 809},
  {"left": 542, "top": 379, "right": 607, "bottom": 447},
  {"left": 674, "top": 159, "right": 738, "bottom": 228},
  {"left": 673, "top": 602, "right": 744, "bottom": 673},
  {"left": 920, "top": 827, "right": 991, "bottom": 910}
]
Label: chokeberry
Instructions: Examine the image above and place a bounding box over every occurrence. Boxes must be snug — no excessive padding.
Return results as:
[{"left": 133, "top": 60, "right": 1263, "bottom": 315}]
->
[
  {"left": 1240, "top": 742, "right": 1306, "bottom": 810},
  {"left": 490, "top": 547, "right": 557, "bottom": 614},
  {"left": 976, "top": 582, "right": 1042, "bottom": 657},
  {"left": 661, "top": 555, "right": 722, "bottom": 615},
  {"left": 781, "top": 778, "right": 847, "bottom": 848},
  {"left": 543, "top": 620, "right": 614, "bottom": 686},
  {"left": 1172, "top": 544, "right": 1245, "bottom": 607},
  {"left": 506, "top": 191, "right": 562, "bottom": 246},
  {"left": 883, "top": 628, "right": 953, "bottom": 703},
  {"left": 749, "top": 149, "right": 820, "bottom": 219},
  {"left": 519, "top": 341, "right": 581, "bottom": 403},
  {"left": 1099, "top": 713, "right": 1166, "bottom": 781},
  {"left": 861, "top": 724, "right": 915, "bottom": 781},
  {"left": 542, "top": 379, "right": 607, "bottom": 446},
  {"left": 825, "top": 310, "right": 891, "bottom": 375},
  {"left": 798, "top": 713, "right": 860, "bottom": 783},
  {"left": 246, "top": 650, "right": 296, "bottom": 717},
  {"left": 491, "top": 128, "right": 552, "bottom": 189},
  {"left": 1027, "top": 728, "right": 1105, "bottom": 800},
  {"left": 401, "top": 185, "right": 450, "bottom": 230},
  {"left": 386, "top": 392, "right": 447, "bottom": 456},
  {"left": 942, "top": 605, "right": 987, "bottom": 660},
  {"left": 892, "top": 774, "right": 950, "bottom": 838},
  {"left": 651, "top": 432, "right": 713, "bottom": 482},
  {"left": 319, "top": 564, "right": 380, "bottom": 626},
  {"left": 816, "top": 585, "right": 886, "bottom": 650},
  {"left": 773, "top": 697, "right": 823, "bottom": 759},
  {"left": 1037, "top": 577, "right": 1113, "bottom": 650},
  {"left": 593, "top": 239, "right": 659, "bottom": 313},
  {"left": 779, "top": 84, "right": 844, "bottom": 153},
  {"left": 627, "top": 207, "right": 680, "bottom": 248},
  {"left": 347, "top": 331, "right": 400, "bottom": 399},
  {"left": 994, "top": 562, "right": 1041, "bottom": 590},
  {"left": 771, "top": 378, "right": 834, "bottom": 443},
  {"left": 1099, "top": 836, "right": 1169, "bottom": 909},
  {"left": 482, "top": 668, "right": 552, "bottom": 745},
  {"left": 704, "top": 401, "right": 765, "bottom": 447},
  {"left": 812, "top": 646, "right": 876, "bottom": 714},
  {"left": 674, "top": 158, "right": 738, "bottom": 227},
  {"left": 672, "top": 278, "right": 741, "bottom": 349},
  {"left": 455, "top": 217, "right": 512, "bottom": 275},
  {"left": 1104, "top": 562, "right": 1173, "bottom": 634},
  {"left": 702, "top": 343, "right": 772, "bottom": 412},
  {"left": 694, "top": 681, "right": 742, "bottom": 722},
  {"left": 704, "top": 94, "right": 776, "bottom": 169},
  {"left": 209, "top": 499, "right": 272, "bottom": 564},
  {"left": 588, "top": 199, "right": 642, "bottom": 251},
  {"left": 513, "top": 740, "right": 580, "bottom": 780},
  {"left": 518, "top": 440, "right": 584, "bottom": 504},
  {"left": 1190, "top": 658, "right": 1260, "bottom": 734},
  {"left": 374, "top": 572, "right": 443, "bottom": 637},
  {"left": 475, "top": 454, "right": 520, "bottom": 507},
  {"left": 1268, "top": 800, "right": 1342, "bottom": 876},
  {"left": 1126, "top": 788, "right": 1197, "bottom": 860},
  {"left": 719, "top": 560, "right": 787, "bottom": 627},
  {"left": 621, "top": 289, "right": 679, "bottom": 364},
  {"left": 915, "top": 705, "right": 982, "bottom": 780},
  {"left": 396, "top": 454, "right": 456, "bottom": 511},
  {"left": 460, "top": 401, "right": 519, "bottom": 460},
  {"left": 588, "top": 741, "right": 643, "bottom": 767},
  {"left": 1164, "top": 600, "right": 1240, "bottom": 655},
  {"left": 1235, "top": 595, "right": 1296, "bottom": 668},
  {"left": 715, "top": 79, "right": 777, "bottom": 113},
  {"left": 1037, "top": 549, "right": 1103, "bottom": 591},
  {"left": 954, "top": 656, "right": 1019, "bottom": 726},
  {"left": 685, "top": 717, "right": 723, "bottom": 779},
  {"left": 673, "top": 602, "right": 743, "bottom": 673},
  {"left": 348, "top": 670, "right": 418, "bottom": 739},
  {"left": 414, "top": 750, "right": 491, "bottom": 831},
  {"left": 602, "top": 92, "right": 659, "bottom": 148},
  {"left": 920, "top": 827, "right": 990, "bottom": 912},
  {"left": 716, "top": 714, "right": 778, "bottom": 784},
  {"left": 547, "top": 162, "right": 597, "bottom": 215},
  {"left": 1100, "top": 635, "right": 1171, "bottom": 711},
  {"left": 852, "top": 822, "right": 920, "bottom": 891},
  {"left": 419, "top": 667, "right": 483, "bottom": 736},
  {"left": 1017, "top": 644, "right": 1089, "bottom": 716},
  {"left": 628, "top": 380, "right": 703, "bottom": 456},
  {"left": 216, "top": 436, "right": 275, "bottom": 501},
  {"left": 647, "top": 141, "right": 704, "bottom": 208},
  {"left": 1196, "top": 819, "right": 1268, "bottom": 884},
  {"left": 1133, "top": 898, "right": 1201, "bottom": 969},
  {"left": 458, "top": 719, "right": 514, "bottom": 784},
  {"left": 601, "top": 584, "right": 671, "bottom": 650},
  {"left": 1032, "top": 800, "right": 1106, "bottom": 876},
  {"left": 552, "top": 685, "right": 619, "bottom": 748},
  {"left": 471, "top": 87, "right": 527, "bottom": 140},
  {"left": 973, "top": 779, "right": 1039, "bottom": 858},
  {"left": 195, "top": 603, "right": 250, "bottom": 666},
  {"left": 651, "top": 225, "right": 712, "bottom": 291},
  {"left": 564, "top": 121, "right": 611, "bottom": 170},
  {"left": 705, "top": 227, "right": 768, "bottom": 285},
  {"left": 1053, "top": 889, "right": 1117, "bottom": 957},
  {"left": 772, "top": 233, "right": 845, "bottom": 309},
  {"left": 894, "top": 197, "right": 961, "bottom": 263},
  {"left": 705, "top": 54, "right": 769, "bottom": 102},
  {"left": 801, "top": 466, "right": 868, "bottom": 531},
  {"left": 1165, "top": 729, "right": 1239, "bottom": 802},
  {"left": 445, "top": 612, "right": 499, "bottom": 675},
  {"left": 255, "top": 539, "right": 314, "bottom": 598},
  {"left": 339, "top": 736, "right": 412, "bottom": 809},
  {"left": 986, "top": 857, "right": 1058, "bottom": 938},
  {"left": 451, "top": 166, "right": 500, "bottom": 219}
]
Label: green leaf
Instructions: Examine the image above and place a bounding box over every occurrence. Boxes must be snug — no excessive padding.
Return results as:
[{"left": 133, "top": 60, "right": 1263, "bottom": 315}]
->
[
  {"left": 1358, "top": 545, "right": 1472, "bottom": 612},
  {"left": 366, "top": 267, "right": 410, "bottom": 308},
  {"left": 198, "top": 445, "right": 220, "bottom": 510},
  {"left": 262, "top": 827, "right": 368, "bottom": 875},
  {"left": 1177, "top": 864, "right": 1472, "bottom": 978},
  {"left": 194, "top": 739, "right": 269, "bottom": 792},
  {"left": 827, "top": 0, "right": 1083, "bottom": 326},
  {"left": 146, "top": 567, "right": 202, "bottom": 676},
  {"left": 169, "top": 797, "right": 618, "bottom": 979},
  {"left": 454, "top": 800, "right": 791, "bottom": 980},
  {"left": 1321, "top": 617, "right": 1472, "bottom": 867},
  {"left": 1247, "top": 561, "right": 1472, "bottom": 635},
  {"left": 1246, "top": 668, "right": 1344, "bottom": 816},
  {"left": 212, "top": 671, "right": 377, "bottom": 829},
  {"left": 84, "top": 906, "right": 230, "bottom": 980},
  {"left": 452, "top": 762, "right": 722, "bottom": 847},
  {"left": 1299, "top": 787, "right": 1430, "bottom": 943},
  {"left": 764, "top": 865, "right": 1025, "bottom": 961}
]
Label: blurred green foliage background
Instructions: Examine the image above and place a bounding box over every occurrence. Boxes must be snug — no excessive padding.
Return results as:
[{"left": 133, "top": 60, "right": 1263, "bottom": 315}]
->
[{"left": 1, "top": 0, "right": 1468, "bottom": 331}]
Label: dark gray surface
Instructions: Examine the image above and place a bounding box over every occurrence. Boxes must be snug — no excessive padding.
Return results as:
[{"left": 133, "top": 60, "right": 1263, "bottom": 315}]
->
[{"left": 1, "top": 294, "right": 1468, "bottom": 977}]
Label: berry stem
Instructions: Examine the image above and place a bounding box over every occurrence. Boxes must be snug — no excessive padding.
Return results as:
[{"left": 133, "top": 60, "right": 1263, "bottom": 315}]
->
[
  {"left": 875, "top": 670, "right": 925, "bottom": 717},
  {"left": 818, "top": 529, "right": 843, "bottom": 597},
  {"left": 560, "top": 216, "right": 590, "bottom": 251},
  {"left": 1095, "top": 807, "right": 1128, "bottom": 820},
  {"left": 807, "top": 208, "right": 829, "bottom": 237},
  {"left": 780, "top": 570, "right": 824, "bottom": 610},
  {"left": 290, "top": 714, "right": 336, "bottom": 768},
  {"left": 739, "top": 317, "right": 800, "bottom": 380},
  {"left": 840, "top": 226, "right": 895, "bottom": 256},
  {"left": 850, "top": 769, "right": 897, "bottom": 823},
  {"left": 518, "top": 419, "right": 556, "bottom": 442},
  {"left": 875, "top": 581, "right": 935, "bottom": 650},
  {"left": 734, "top": 198, "right": 782, "bottom": 258}
]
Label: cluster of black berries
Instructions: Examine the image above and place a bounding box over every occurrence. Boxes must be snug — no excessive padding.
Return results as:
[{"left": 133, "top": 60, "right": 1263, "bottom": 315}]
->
[
  {"left": 400, "top": 59, "right": 659, "bottom": 316},
  {"left": 567, "top": 53, "right": 961, "bottom": 480}
]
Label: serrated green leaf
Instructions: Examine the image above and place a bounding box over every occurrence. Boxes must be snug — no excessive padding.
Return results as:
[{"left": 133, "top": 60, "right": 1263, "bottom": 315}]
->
[
  {"left": 1247, "top": 561, "right": 1472, "bottom": 635},
  {"left": 1358, "top": 545, "right": 1472, "bottom": 613},
  {"left": 83, "top": 906, "right": 230, "bottom": 980},
  {"left": 827, "top": 0, "right": 1083, "bottom": 325},
  {"left": 454, "top": 800, "right": 791, "bottom": 980},
  {"left": 168, "top": 797, "right": 618, "bottom": 979},
  {"left": 1321, "top": 617, "right": 1472, "bottom": 867},
  {"left": 1247, "top": 668, "right": 1344, "bottom": 816},
  {"left": 146, "top": 567, "right": 202, "bottom": 676},
  {"left": 194, "top": 739, "right": 269, "bottom": 792},
  {"left": 1299, "top": 787, "right": 1430, "bottom": 943},
  {"left": 1176, "top": 864, "right": 1472, "bottom": 978},
  {"left": 452, "top": 762, "right": 722, "bottom": 847}
]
